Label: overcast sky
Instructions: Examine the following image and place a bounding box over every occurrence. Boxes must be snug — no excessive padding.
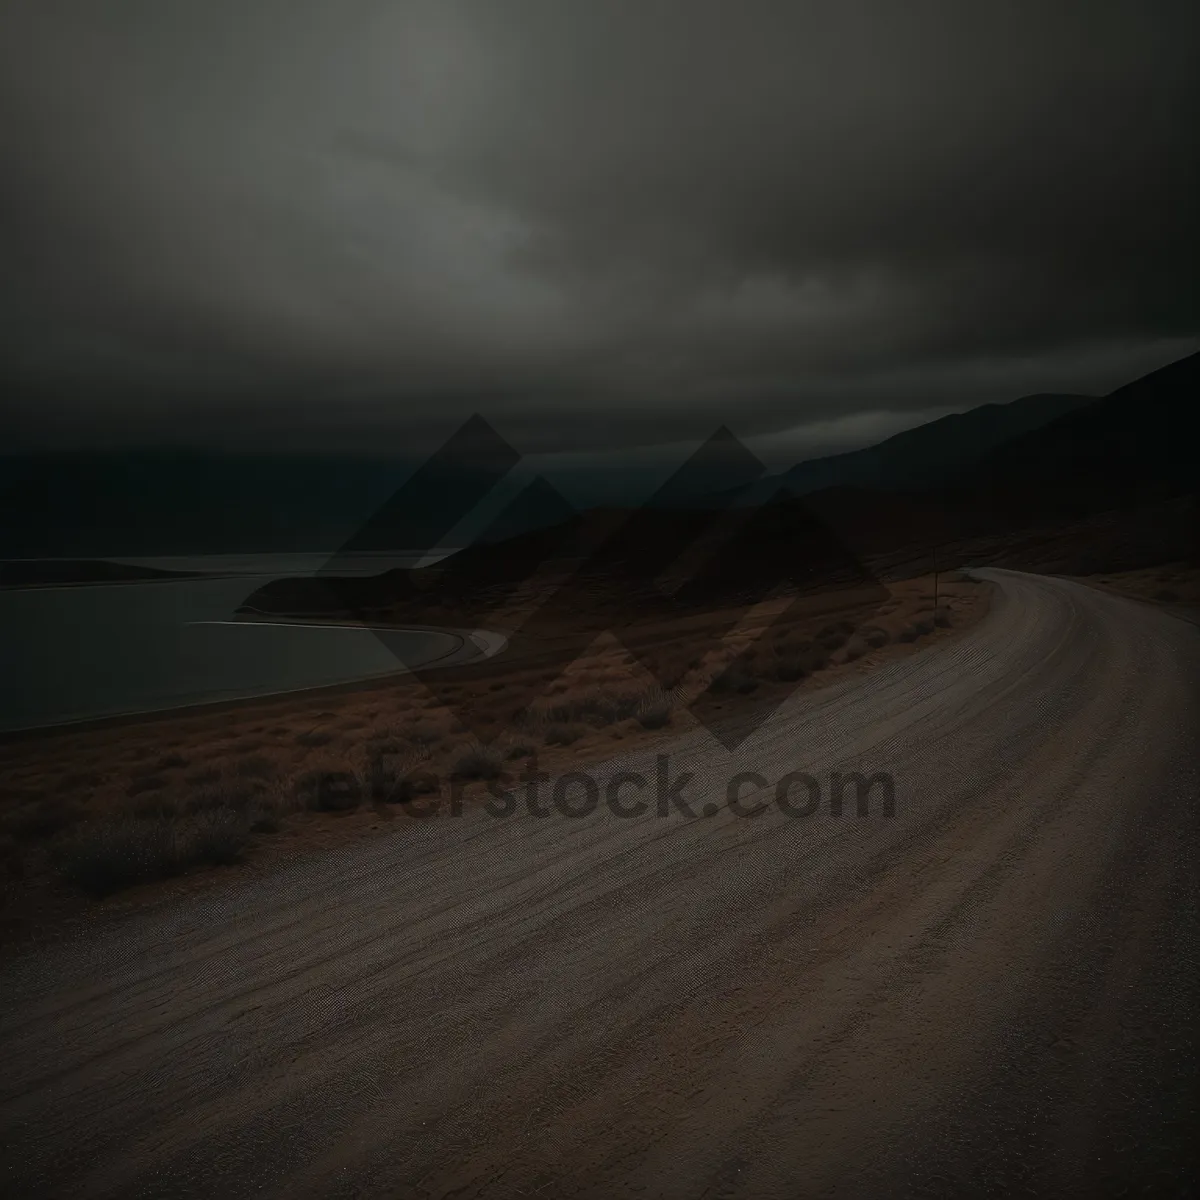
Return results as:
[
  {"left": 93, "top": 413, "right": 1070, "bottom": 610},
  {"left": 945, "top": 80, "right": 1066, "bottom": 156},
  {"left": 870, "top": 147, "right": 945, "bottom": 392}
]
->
[{"left": 2, "top": 1, "right": 1197, "bottom": 460}]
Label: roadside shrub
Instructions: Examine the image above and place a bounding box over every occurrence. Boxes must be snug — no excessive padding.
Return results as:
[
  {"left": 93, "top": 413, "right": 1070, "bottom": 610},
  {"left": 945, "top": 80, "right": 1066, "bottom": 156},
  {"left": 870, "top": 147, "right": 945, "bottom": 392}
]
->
[
  {"left": 234, "top": 753, "right": 276, "bottom": 779},
  {"left": 185, "top": 810, "right": 248, "bottom": 866},
  {"left": 295, "top": 729, "right": 334, "bottom": 748},
  {"left": 709, "top": 657, "right": 758, "bottom": 694},
  {"left": 294, "top": 768, "right": 361, "bottom": 812},
  {"left": 4, "top": 843, "right": 26, "bottom": 879},
  {"left": 128, "top": 793, "right": 182, "bottom": 820},
  {"left": 185, "top": 766, "right": 221, "bottom": 787},
  {"left": 60, "top": 810, "right": 253, "bottom": 896},
  {"left": 505, "top": 741, "right": 537, "bottom": 760},
  {"left": 1155, "top": 588, "right": 1180, "bottom": 602},
  {"left": 771, "top": 652, "right": 808, "bottom": 683},
  {"left": 362, "top": 756, "right": 439, "bottom": 803},
  {"left": 635, "top": 688, "right": 673, "bottom": 730},
  {"left": 816, "top": 621, "right": 855, "bottom": 648},
  {"left": 801, "top": 646, "right": 830, "bottom": 673},
  {"left": 6, "top": 797, "right": 79, "bottom": 841},
  {"left": 933, "top": 606, "right": 952, "bottom": 628},
  {"left": 707, "top": 668, "right": 733, "bottom": 695},
  {"left": 186, "top": 780, "right": 257, "bottom": 815},
  {"left": 543, "top": 723, "right": 584, "bottom": 747},
  {"left": 154, "top": 752, "right": 189, "bottom": 771},
  {"left": 538, "top": 688, "right": 643, "bottom": 727},
  {"left": 863, "top": 627, "right": 889, "bottom": 649},
  {"left": 452, "top": 745, "right": 503, "bottom": 781},
  {"left": 60, "top": 817, "right": 183, "bottom": 895},
  {"left": 248, "top": 807, "right": 282, "bottom": 834},
  {"left": 769, "top": 632, "right": 796, "bottom": 654},
  {"left": 366, "top": 734, "right": 405, "bottom": 756},
  {"left": 60, "top": 769, "right": 106, "bottom": 789},
  {"left": 652, "top": 666, "right": 687, "bottom": 690},
  {"left": 126, "top": 774, "right": 168, "bottom": 796},
  {"left": 842, "top": 637, "right": 867, "bottom": 662}
]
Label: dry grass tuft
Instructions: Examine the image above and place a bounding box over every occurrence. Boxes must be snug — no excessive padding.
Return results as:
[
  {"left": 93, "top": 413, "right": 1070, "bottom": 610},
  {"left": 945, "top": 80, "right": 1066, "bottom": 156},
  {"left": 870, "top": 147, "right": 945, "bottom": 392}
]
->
[
  {"left": 234, "top": 753, "right": 277, "bottom": 779},
  {"left": 452, "top": 744, "right": 504, "bottom": 781},
  {"left": 59, "top": 810, "right": 251, "bottom": 897},
  {"left": 295, "top": 729, "right": 335, "bottom": 748},
  {"left": 543, "top": 723, "right": 585, "bottom": 747}
]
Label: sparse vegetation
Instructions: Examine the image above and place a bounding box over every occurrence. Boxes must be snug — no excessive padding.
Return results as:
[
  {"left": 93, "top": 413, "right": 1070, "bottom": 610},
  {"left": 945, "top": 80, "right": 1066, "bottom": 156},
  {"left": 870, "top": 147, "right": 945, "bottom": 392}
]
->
[
  {"left": 770, "top": 651, "right": 808, "bottom": 683},
  {"left": 234, "top": 753, "right": 276, "bottom": 779},
  {"left": 295, "top": 729, "right": 334, "bottom": 748},
  {"left": 127, "top": 793, "right": 181, "bottom": 820},
  {"left": 5, "top": 797, "right": 79, "bottom": 841},
  {"left": 248, "top": 808, "right": 283, "bottom": 834},
  {"left": 126, "top": 773, "right": 168, "bottom": 796},
  {"left": 802, "top": 646, "right": 830, "bottom": 673},
  {"left": 0, "top": 569, "right": 989, "bottom": 914},
  {"left": 529, "top": 688, "right": 637, "bottom": 727},
  {"left": 842, "top": 637, "right": 867, "bottom": 662},
  {"left": 453, "top": 745, "right": 504, "bottom": 780},
  {"left": 59, "top": 810, "right": 250, "bottom": 897},
  {"left": 710, "top": 659, "right": 758, "bottom": 694},
  {"left": 293, "top": 767, "right": 361, "bottom": 812},
  {"left": 635, "top": 688, "right": 674, "bottom": 730},
  {"left": 60, "top": 769, "right": 106, "bottom": 789},
  {"left": 186, "top": 779, "right": 258, "bottom": 815}
]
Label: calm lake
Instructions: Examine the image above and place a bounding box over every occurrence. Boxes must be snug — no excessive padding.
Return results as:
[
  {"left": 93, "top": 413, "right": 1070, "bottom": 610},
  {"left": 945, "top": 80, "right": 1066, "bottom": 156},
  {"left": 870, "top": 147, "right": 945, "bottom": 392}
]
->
[{"left": 0, "top": 553, "right": 457, "bottom": 731}]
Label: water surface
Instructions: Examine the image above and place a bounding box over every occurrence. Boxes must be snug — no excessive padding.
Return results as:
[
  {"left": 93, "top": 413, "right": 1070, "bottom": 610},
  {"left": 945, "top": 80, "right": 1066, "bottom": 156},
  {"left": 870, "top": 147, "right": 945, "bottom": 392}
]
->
[{"left": 0, "top": 557, "right": 457, "bottom": 731}]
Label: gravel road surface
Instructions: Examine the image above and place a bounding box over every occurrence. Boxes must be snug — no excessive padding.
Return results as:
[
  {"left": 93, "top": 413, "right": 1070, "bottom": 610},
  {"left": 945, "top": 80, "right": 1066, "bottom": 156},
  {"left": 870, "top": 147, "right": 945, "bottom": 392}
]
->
[{"left": 2, "top": 569, "right": 1197, "bottom": 1198}]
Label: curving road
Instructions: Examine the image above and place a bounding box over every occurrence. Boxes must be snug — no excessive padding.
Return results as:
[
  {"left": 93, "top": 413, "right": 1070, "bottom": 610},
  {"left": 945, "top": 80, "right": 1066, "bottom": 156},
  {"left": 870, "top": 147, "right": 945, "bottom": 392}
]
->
[{"left": 1, "top": 570, "right": 1197, "bottom": 1197}]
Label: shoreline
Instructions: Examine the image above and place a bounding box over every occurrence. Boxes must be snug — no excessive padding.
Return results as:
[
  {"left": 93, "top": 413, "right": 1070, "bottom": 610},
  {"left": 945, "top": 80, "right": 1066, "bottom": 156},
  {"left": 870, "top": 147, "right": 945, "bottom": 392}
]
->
[
  {"left": 0, "top": 622, "right": 507, "bottom": 743},
  {"left": 0, "top": 572, "right": 990, "bottom": 950}
]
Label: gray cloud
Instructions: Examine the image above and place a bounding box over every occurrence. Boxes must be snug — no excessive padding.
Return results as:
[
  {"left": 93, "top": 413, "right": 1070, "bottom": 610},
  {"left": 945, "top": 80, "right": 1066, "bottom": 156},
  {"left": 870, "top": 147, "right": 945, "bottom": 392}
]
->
[{"left": 2, "top": 1, "right": 1197, "bottom": 455}]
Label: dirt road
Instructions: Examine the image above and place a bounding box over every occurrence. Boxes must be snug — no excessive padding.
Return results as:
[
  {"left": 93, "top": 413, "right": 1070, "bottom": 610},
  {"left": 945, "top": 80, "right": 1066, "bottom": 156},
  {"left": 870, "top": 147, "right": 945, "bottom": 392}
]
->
[{"left": 2, "top": 570, "right": 1197, "bottom": 1197}]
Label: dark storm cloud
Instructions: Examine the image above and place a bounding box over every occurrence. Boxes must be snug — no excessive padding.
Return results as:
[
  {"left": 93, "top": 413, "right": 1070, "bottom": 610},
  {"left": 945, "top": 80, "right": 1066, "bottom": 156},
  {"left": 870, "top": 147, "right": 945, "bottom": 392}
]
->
[{"left": 1, "top": 1, "right": 1197, "bottom": 455}]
